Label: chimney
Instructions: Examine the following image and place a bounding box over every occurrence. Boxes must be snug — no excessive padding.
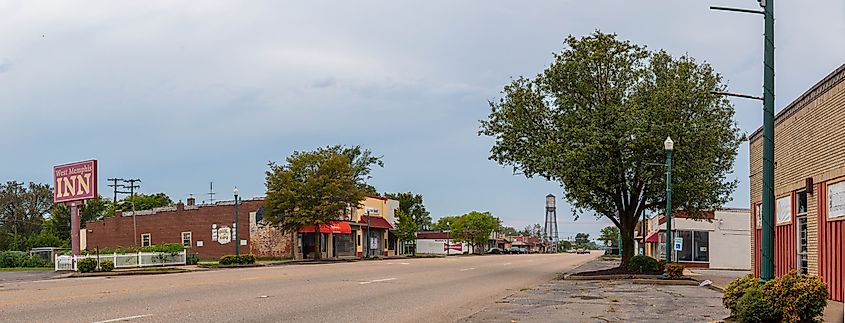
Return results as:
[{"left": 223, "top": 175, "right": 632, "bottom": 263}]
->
[
  {"left": 176, "top": 200, "right": 185, "bottom": 211},
  {"left": 187, "top": 194, "right": 196, "bottom": 206}
]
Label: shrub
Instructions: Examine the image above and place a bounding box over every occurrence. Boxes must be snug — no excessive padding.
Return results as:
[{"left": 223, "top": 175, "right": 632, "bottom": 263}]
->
[
  {"left": 187, "top": 253, "right": 200, "bottom": 265},
  {"left": 723, "top": 274, "right": 761, "bottom": 313},
  {"left": 99, "top": 260, "right": 114, "bottom": 272},
  {"left": 0, "top": 251, "right": 28, "bottom": 268},
  {"left": 24, "top": 256, "right": 47, "bottom": 268},
  {"left": 627, "top": 255, "right": 660, "bottom": 273},
  {"left": 765, "top": 271, "right": 828, "bottom": 323},
  {"left": 665, "top": 263, "right": 684, "bottom": 279},
  {"left": 735, "top": 287, "right": 778, "bottom": 323},
  {"left": 239, "top": 254, "right": 256, "bottom": 264},
  {"left": 78, "top": 258, "right": 97, "bottom": 273},
  {"left": 219, "top": 255, "right": 239, "bottom": 265},
  {"left": 657, "top": 260, "right": 666, "bottom": 271}
]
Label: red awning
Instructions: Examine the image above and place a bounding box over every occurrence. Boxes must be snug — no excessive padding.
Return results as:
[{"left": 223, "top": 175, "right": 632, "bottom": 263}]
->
[
  {"left": 299, "top": 221, "right": 352, "bottom": 234},
  {"left": 358, "top": 215, "right": 393, "bottom": 229},
  {"left": 645, "top": 231, "right": 659, "bottom": 243}
]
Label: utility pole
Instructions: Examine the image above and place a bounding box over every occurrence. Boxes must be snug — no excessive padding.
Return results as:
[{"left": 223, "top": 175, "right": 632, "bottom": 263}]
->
[
  {"left": 365, "top": 210, "right": 371, "bottom": 258},
  {"left": 664, "top": 137, "right": 674, "bottom": 263},
  {"left": 123, "top": 179, "right": 141, "bottom": 247},
  {"left": 107, "top": 178, "right": 124, "bottom": 204},
  {"left": 710, "top": 0, "right": 775, "bottom": 281},
  {"left": 208, "top": 182, "right": 216, "bottom": 204}
]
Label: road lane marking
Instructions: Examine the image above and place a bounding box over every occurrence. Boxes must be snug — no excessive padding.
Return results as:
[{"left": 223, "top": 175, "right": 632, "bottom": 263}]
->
[
  {"left": 358, "top": 278, "right": 397, "bottom": 285},
  {"left": 459, "top": 268, "right": 476, "bottom": 271},
  {"left": 400, "top": 262, "right": 409, "bottom": 265},
  {"left": 93, "top": 314, "right": 152, "bottom": 323},
  {"left": 503, "top": 263, "right": 512, "bottom": 266}
]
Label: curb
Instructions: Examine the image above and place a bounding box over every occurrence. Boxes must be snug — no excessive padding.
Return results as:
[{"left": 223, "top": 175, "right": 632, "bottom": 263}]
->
[
  {"left": 632, "top": 278, "right": 701, "bottom": 286},
  {"left": 66, "top": 268, "right": 192, "bottom": 278}
]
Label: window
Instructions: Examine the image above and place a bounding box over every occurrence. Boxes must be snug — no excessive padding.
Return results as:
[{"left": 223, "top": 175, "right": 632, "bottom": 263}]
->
[
  {"left": 796, "top": 191, "right": 808, "bottom": 275},
  {"left": 674, "top": 230, "right": 709, "bottom": 262},
  {"left": 182, "top": 232, "right": 192, "bottom": 248},
  {"left": 356, "top": 232, "right": 361, "bottom": 246},
  {"left": 141, "top": 233, "right": 151, "bottom": 247}
]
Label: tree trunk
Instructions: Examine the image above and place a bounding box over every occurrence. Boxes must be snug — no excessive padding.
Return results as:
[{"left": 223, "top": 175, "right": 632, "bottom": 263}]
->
[
  {"left": 314, "top": 232, "right": 322, "bottom": 260},
  {"left": 619, "top": 216, "right": 636, "bottom": 266}
]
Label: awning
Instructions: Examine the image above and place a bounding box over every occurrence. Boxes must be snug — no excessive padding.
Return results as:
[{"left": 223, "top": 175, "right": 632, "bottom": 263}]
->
[
  {"left": 299, "top": 221, "right": 352, "bottom": 234},
  {"left": 358, "top": 215, "right": 393, "bottom": 229},
  {"left": 645, "top": 231, "right": 659, "bottom": 243}
]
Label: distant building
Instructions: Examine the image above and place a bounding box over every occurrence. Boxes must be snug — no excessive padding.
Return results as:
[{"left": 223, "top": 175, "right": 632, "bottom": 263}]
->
[
  {"left": 643, "top": 208, "right": 751, "bottom": 270},
  {"left": 749, "top": 64, "right": 845, "bottom": 302},
  {"left": 415, "top": 231, "right": 470, "bottom": 255}
]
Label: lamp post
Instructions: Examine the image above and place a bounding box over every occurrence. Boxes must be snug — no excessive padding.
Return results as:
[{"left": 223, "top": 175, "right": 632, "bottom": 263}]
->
[
  {"left": 234, "top": 187, "right": 239, "bottom": 259},
  {"left": 664, "top": 137, "right": 674, "bottom": 263}
]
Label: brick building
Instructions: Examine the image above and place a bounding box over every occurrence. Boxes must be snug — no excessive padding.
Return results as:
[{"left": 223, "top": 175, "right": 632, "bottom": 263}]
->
[
  {"left": 750, "top": 64, "right": 845, "bottom": 301},
  {"left": 83, "top": 197, "right": 294, "bottom": 259}
]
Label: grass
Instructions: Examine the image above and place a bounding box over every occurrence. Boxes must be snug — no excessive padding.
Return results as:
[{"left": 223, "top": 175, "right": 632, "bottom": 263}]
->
[{"left": 0, "top": 267, "right": 53, "bottom": 271}]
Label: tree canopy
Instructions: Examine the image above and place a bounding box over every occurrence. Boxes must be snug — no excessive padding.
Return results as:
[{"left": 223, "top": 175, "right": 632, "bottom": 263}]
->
[
  {"left": 431, "top": 215, "right": 459, "bottom": 231},
  {"left": 449, "top": 211, "right": 500, "bottom": 254},
  {"left": 479, "top": 31, "right": 742, "bottom": 264},
  {"left": 0, "top": 181, "right": 53, "bottom": 250},
  {"left": 263, "top": 145, "right": 380, "bottom": 259},
  {"left": 384, "top": 192, "right": 431, "bottom": 250},
  {"left": 598, "top": 226, "right": 620, "bottom": 247}
]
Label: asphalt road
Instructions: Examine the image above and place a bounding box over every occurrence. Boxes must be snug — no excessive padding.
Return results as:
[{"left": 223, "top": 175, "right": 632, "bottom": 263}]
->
[{"left": 0, "top": 252, "right": 600, "bottom": 323}]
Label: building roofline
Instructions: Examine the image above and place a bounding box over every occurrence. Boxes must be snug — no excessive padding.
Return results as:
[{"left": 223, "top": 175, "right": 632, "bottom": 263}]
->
[{"left": 750, "top": 64, "right": 845, "bottom": 141}]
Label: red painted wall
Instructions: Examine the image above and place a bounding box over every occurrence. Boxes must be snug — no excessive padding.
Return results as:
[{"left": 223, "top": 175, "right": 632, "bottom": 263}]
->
[
  {"left": 818, "top": 182, "right": 845, "bottom": 302},
  {"left": 774, "top": 192, "right": 797, "bottom": 277}
]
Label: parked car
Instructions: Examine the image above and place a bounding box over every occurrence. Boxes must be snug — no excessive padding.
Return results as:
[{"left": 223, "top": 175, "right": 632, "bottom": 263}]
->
[
  {"left": 506, "top": 247, "right": 526, "bottom": 254},
  {"left": 486, "top": 248, "right": 502, "bottom": 254},
  {"left": 576, "top": 249, "right": 590, "bottom": 254}
]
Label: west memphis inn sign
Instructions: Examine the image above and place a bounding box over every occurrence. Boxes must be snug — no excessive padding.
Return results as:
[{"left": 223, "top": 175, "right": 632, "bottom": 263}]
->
[{"left": 53, "top": 160, "right": 98, "bottom": 256}]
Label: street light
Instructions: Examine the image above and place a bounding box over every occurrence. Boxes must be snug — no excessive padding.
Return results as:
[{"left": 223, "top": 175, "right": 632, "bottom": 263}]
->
[
  {"left": 664, "top": 136, "right": 674, "bottom": 263},
  {"left": 233, "top": 187, "right": 239, "bottom": 259}
]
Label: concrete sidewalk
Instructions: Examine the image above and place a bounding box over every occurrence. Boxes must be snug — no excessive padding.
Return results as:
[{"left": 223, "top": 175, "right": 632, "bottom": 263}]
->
[{"left": 463, "top": 257, "right": 728, "bottom": 323}]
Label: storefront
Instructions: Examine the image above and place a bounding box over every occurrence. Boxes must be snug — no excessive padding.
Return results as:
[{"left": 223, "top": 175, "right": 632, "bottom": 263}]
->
[
  {"left": 296, "top": 221, "right": 353, "bottom": 260},
  {"left": 749, "top": 64, "right": 845, "bottom": 302},
  {"left": 645, "top": 209, "right": 750, "bottom": 270}
]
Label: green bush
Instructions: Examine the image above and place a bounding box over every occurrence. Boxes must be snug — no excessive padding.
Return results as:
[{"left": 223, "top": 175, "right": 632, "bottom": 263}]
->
[
  {"left": 186, "top": 253, "right": 200, "bottom": 265},
  {"left": 627, "top": 255, "right": 660, "bottom": 273},
  {"left": 24, "top": 256, "right": 47, "bottom": 268},
  {"left": 657, "top": 260, "right": 666, "bottom": 272},
  {"left": 239, "top": 254, "right": 256, "bottom": 264},
  {"left": 665, "top": 263, "right": 684, "bottom": 279},
  {"left": 219, "top": 254, "right": 256, "bottom": 265},
  {"left": 78, "top": 258, "right": 97, "bottom": 273},
  {"left": 99, "top": 260, "right": 114, "bottom": 272},
  {"left": 0, "top": 251, "right": 28, "bottom": 268},
  {"left": 219, "top": 255, "right": 239, "bottom": 265},
  {"left": 723, "top": 274, "right": 761, "bottom": 313},
  {"left": 735, "top": 287, "right": 778, "bottom": 323},
  {"left": 765, "top": 271, "right": 828, "bottom": 323}
]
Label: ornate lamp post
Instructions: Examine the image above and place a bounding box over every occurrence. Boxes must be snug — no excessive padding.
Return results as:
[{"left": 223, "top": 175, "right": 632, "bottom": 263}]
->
[{"left": 664, "top": 137, "right": 674, "bottom": 263}]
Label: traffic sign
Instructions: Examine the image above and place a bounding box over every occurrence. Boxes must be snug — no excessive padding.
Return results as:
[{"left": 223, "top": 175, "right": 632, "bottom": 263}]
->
[{"left": 673, "top": 237, "right": 683, "bottom": 251}]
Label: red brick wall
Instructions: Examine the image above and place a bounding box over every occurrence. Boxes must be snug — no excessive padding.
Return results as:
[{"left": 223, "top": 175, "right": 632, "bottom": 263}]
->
[{"left": 85, "top": 199, "right": 290, "bottom": 259}]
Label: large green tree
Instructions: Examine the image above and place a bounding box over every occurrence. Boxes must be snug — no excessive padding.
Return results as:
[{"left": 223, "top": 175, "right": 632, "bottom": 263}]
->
[
  {"left": 115, "top": 193, "right": 172, "bottom": 212},
  {"left": 0, "top": 181, "right": 53, "bottom": 251},
  {"left": 598, "top": 226, "right": 620, "bottom": 247},
  {"left": 450, "top": 211, "right": 500, "bottom": 254},
  {"left": 384, "top": 192, "right": 431, "bottom": 254},
  {"left": 431, "top": 215, "right": 459, "bottom": 231},
  {"left": 264, "top": 146, "right": 380, "bottom": 259},
  {"left": 480, "top": 31, "right": 742, "bottom": 265}
]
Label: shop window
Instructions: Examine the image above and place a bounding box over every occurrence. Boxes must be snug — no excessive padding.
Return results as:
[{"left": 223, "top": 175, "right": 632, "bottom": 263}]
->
[
  {"left": 674, "top": 230, "right": 709, "bottom": 262},
  {"left": 796, "top": 190, "right": 808, "bottom": 275},
  {"left": 357, "top": 233, "right": 361, "bottom": 246},
  {"left": 182, "top": 232, "right": 192, "bottom": 248},
  {"left": 141, "top": 233, "right": 151, "bottom": 247}
]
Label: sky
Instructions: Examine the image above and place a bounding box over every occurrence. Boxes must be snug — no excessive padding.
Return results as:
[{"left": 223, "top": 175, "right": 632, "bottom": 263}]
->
[{"left": 1, "top": 1, "right": 843, "bottom": 240}]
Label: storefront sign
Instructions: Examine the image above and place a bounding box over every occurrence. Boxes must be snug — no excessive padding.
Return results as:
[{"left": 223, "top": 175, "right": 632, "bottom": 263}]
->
[
  {"left": 828, "top": 181, "right": 845, "bottom": 219},
  {"left": 673, "top": 237, "right": 683, "bottom": 251},
  {"left": 217, "top": 226, "right": 232, "bottom": 244},
  {"left": 211, "top": 224, "right": 218, "bottom": 241},
  {"left": 776, "top": 195, "right": 792, "bottom": 224},
  {"left": 53, "top": 160, "right": 98, "bottom": 203}
]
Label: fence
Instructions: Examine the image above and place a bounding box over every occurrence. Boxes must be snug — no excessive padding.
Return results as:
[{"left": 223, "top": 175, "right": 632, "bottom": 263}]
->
[{"left": 55, "top": 250, "right": 187, "bottom": 271}]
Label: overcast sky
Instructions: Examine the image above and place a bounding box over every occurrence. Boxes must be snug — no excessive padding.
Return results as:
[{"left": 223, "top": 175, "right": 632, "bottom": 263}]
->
[{"left": 1, "top": 1, "right": 843, "bottom": 239}]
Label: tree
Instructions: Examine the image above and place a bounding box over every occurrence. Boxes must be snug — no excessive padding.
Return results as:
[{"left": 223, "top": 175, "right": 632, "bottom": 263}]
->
[
  {"left": 431, "top": 215, "right": 459, "bottom": 231},
  {"left": 323, "top": 145, "right": 384, "bottom": 195},
  {"left": 559, "top": 240, "right": 573, "bottom": 251},
  {"left": 264, "top": 146, "right": 380, "bottom": 260},
  {"left": 449, "top": 211, "right": 500, "bottom": 254},
  {"left": 115, "top": 193, "right": 172, "bottom": 212},
  {"left": 384, "top": 192, "right": 431, "bottom": 254},
  {"left": 480, "top": 31, "right": 742, "bottom": 265},
  {"left": 574, "top": 233, "right": 590, "bottom": 248},
  {"left": 0, "top": 181, "right": 53, "bottom": 251},
  {"left": 499, "top": 226, "right": 518, "bottom": 236},
  {"left": 599, "top": 226, "right": 620, "bottom": 247}
]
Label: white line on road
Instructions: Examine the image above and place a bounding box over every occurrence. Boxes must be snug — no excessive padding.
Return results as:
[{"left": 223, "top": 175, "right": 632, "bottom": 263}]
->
[
  {"left": 459, "top": 268, "right": 476, "bottom": 271},
  {"left": 359, "top": 278, "right": 397, "bottom": 285},
  {"left": 503, "top": 263, "right": 512, "bottom": 266},
  {"left": 400, "top": 262, "right": 410, "bottom": 265},
  {"left": 93, "top": 314, "right": 152, "bottom": 323}
]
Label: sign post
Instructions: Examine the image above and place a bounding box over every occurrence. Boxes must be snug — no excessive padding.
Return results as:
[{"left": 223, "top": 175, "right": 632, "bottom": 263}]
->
[{"left": 53, "top": 160, "right": 98, "bottom": 256}]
